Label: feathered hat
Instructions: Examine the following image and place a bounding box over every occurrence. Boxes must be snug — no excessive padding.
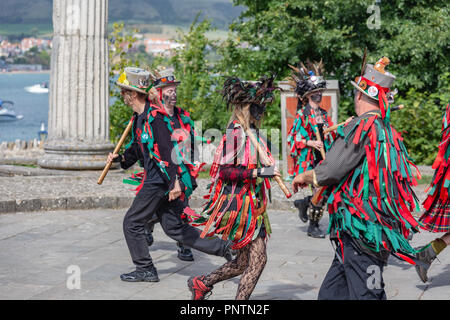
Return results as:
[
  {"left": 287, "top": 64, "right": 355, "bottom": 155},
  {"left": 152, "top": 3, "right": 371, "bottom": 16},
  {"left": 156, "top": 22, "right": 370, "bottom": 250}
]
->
[
  {"left": 287, "top": 60, "right": 327, "bottom": 100},
  {"left": 222, "top": 75, "right": 280, "bottom": 110}
]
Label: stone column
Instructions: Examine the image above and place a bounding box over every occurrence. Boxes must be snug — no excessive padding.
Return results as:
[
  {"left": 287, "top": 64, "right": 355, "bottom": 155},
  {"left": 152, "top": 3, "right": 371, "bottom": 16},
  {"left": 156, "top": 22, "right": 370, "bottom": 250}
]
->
[{"left": 39, "top": 0, "right": 113, "bottom": 170}]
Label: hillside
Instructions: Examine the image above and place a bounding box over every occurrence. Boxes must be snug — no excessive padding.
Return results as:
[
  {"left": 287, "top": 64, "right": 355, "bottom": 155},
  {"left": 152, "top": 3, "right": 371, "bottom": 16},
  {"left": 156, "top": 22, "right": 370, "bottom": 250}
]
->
[{"left": 0, "top": 0, "right": 243, "bottom": 29}]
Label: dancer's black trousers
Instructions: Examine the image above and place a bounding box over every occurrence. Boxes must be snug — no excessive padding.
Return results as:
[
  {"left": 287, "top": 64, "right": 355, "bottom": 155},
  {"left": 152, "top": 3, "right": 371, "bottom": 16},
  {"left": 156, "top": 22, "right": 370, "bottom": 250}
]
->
[
  {"left": 123, "top": 183, "right": 227, "bottom": 271},
  {"left": 318, "top": 233, "right": 387, "bottom": 300}
]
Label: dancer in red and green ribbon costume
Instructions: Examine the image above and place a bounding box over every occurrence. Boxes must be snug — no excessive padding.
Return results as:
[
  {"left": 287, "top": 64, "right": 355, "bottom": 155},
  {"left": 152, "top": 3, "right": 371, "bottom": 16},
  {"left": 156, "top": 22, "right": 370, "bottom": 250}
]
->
[
  {"left": 286, "top": 61, "right": 336, "bottom": 238},
  {"left": 109, "top": 67, "right": 233, "bottom": 283},
  {"left": 187, "top": 76, "right": 282, "bottom": 300},
  {"left": 292, "top": 56, "right": 422, "bottom": 300},
  {"left": 414, "top": 103, "right": 450, "bottom": 283},
  {"left": 123, "top": 68, "right": 209, "bottom": 262}
]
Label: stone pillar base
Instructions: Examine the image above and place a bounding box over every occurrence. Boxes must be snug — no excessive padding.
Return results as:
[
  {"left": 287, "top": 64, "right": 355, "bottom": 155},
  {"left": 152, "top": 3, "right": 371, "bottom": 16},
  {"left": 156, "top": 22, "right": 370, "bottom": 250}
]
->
[{"left": 38, "top": 141, "right": 115, "bottom": 170}]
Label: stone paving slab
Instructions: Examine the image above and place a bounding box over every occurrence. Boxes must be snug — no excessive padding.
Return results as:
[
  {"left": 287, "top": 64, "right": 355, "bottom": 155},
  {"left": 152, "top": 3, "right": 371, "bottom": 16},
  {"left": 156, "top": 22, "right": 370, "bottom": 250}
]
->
[{"left": 0, "top": 208, "right": 449, "bottom": 300}]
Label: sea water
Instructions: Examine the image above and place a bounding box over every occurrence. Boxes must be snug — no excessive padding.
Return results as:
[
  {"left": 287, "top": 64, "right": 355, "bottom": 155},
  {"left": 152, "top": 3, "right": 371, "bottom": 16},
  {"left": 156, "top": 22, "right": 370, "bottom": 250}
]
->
[{"left": 0, "top": 72, "right": 50, "bottom": 142}]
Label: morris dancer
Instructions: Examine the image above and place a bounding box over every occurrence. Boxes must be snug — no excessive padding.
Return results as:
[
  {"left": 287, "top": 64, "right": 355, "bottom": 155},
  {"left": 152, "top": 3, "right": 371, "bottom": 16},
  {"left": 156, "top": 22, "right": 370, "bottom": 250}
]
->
[
  {"left": 141, "top": 68, "right": 203, "bottom": 262},
  {"left": 109, "top": 67, "right": 233, "bottom": 283},
  {"left": 287, "top": 61, "right": 336, "bottom": 238},
  {"left": 187, "top": 76, "right": 281, "bottom": 300},
  {"left": 292, "top": 56, "right": 422, "bottom": 299},
  {"left": 414, "top": 103, "right": 450, "bottom": 283}
]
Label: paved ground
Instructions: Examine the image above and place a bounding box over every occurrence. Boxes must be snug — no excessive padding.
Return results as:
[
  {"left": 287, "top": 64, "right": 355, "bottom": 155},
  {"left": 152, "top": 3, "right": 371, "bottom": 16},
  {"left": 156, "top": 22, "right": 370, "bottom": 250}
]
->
[{"left": 0, "top": 206, "right": 449, "bottom": 300}]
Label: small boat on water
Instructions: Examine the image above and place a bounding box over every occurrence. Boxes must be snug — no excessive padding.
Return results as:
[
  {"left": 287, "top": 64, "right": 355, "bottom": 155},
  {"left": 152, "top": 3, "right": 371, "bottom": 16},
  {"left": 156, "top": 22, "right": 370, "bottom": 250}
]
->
[
  {"left": 0, "top": 100, "right": 24, "bottom": 122},
  {"left": 24, "top": 82, "right": 49, "bottom": 94}
]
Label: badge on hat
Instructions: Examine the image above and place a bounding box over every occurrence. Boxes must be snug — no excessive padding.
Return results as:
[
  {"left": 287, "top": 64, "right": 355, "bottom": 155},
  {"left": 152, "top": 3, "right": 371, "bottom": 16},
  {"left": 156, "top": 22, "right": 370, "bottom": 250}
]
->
[{"left": 367, "top": 86, "right": 379, "bottom": 97}]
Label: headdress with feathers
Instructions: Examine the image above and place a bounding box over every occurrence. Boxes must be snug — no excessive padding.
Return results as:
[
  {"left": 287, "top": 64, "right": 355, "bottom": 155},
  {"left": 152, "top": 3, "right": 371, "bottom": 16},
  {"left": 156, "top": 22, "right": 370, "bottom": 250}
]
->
[
  {"left": 222, "top": 75, "right": 280, "bottom": 110},
  {"left": 287, "top": 60, "right": 327, "bottom": 100}
]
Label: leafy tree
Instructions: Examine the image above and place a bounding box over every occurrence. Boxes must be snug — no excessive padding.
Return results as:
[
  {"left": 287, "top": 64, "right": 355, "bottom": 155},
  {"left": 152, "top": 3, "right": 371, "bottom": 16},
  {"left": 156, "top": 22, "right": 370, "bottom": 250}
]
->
[
  {"left": 224, "top": 0, "right": 449, "bottom": 119},
  {"left": 217, "top": 0, "right": 449, "bottom": 163},
  {"left": 108, "top": 22, "right": 140, "bottom": 143},
  {"left": 170, "top": 16, "right": 230, "bottom": 131}
]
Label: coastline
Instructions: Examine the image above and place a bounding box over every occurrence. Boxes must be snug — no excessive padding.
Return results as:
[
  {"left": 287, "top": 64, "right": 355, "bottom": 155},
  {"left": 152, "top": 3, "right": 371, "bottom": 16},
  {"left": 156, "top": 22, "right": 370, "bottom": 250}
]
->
[{"left": 0, "top": 70, "right": 50, "bottom": 75}]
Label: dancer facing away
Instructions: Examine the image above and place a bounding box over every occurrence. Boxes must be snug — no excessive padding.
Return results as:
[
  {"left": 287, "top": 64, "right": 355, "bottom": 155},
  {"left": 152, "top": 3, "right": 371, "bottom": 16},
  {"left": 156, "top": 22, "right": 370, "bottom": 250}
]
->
[
  {"left": 287, "top": 61, "right": 336, "bottom": 238},
  {"left": 187, "top": 76, "right": 281, "bottom": 300},
  {"left": 108, "top": 67, "right": 233, "bottom": 283},
  {"left": 292, "top": 56, "right": 422, "bottom": 299},
  {"left": 415, "top": 103, "right": 450, "bottom": 282}
]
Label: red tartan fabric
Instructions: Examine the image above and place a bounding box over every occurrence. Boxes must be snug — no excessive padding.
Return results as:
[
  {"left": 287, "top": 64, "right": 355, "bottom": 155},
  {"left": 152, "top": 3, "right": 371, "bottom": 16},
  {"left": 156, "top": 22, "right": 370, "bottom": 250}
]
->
[
  {"left": 419, "top": 201, "right": 450, "bottom": 232},
  {"left": 419, "top": 104, "right": 450, "bottom": 232}
]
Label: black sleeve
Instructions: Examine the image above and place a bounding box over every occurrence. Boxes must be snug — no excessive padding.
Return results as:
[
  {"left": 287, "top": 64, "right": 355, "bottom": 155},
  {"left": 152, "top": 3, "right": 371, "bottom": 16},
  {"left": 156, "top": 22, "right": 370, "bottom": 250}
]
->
[
  {"left": 120, "top": 142, "right": 141, "bottom": 170},
  {"left": 152, "top": 115, "right": 178, "bottom": 189},
  {"left": 314, "top": 118, "right": 367, "bottom": 186}
]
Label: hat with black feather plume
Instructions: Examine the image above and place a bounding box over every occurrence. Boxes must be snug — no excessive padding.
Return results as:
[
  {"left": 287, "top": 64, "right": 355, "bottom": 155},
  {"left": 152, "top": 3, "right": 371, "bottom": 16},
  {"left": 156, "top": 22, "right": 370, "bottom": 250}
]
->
[
  {"left": 222, "top": 75, "right": 280, "bottom": 110},
  {"left": 287, "top": 60, "right": 327, "bottom": 99}
]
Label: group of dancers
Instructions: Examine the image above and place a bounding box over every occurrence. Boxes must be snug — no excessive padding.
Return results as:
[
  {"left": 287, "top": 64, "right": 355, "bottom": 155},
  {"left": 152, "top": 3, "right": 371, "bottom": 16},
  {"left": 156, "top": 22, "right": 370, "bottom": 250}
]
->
[{"left": 106, "top": 54, "right": 449, "bottom": 300}]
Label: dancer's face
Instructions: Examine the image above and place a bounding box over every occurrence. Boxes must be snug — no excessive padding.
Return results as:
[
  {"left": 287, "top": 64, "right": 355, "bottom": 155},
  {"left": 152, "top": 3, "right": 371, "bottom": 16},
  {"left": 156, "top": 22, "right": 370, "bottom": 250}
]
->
[
  {"left": 162, "top": 85, "right": 177, "bottom": 107},
  {"left": 309, "top": 91, "right": 323, "bottom": 104},
  {"left": 120, "top": 89, "right": 135, "bottom": 106},
  {"left": 250, "top": 103, "right": 266, "bottom": 121}
]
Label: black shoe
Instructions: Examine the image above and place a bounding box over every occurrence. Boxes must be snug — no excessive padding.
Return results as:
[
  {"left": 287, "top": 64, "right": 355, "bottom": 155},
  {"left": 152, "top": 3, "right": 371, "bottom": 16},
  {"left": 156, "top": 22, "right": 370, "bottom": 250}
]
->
[
  {"left": 307, "top": 221, "right": 326, "bottom": 238},
  {"left": 177, "top": 242, "right": 194, "bottom": 261},
  {"left": 223, "top": 241, "right": 236, "bottom": 262},
  {"left": 120, "top": 268, "right": 159, "bottom": 282},
  {"left": 294, "top": 197, "right": 310, "bottom": 223}
]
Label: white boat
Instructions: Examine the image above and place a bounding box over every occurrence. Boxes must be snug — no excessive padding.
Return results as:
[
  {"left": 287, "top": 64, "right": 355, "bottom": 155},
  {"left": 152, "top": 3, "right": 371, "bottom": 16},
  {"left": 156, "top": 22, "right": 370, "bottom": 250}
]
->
[
  {"left": 0, "top": 100, "right": 24, "bottom": 122},
  {"left": 24, "top": 82, "right": 49, "bottom": 94}
]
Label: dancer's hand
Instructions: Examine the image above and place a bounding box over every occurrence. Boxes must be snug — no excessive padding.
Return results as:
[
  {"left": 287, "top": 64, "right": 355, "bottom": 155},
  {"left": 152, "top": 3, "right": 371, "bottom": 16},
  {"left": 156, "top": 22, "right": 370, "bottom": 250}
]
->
[
  {"left": 107, "top": 153, "right": 120, "bottom": 163},
  {"left": 307, "top": 140, "right": 323, "bottom": 151},
  {"left": 292, "top": 173, "right": 308, "bottom": 193},
  {"left": 169, "top": 179, "right": 182, "bottom": 201}
]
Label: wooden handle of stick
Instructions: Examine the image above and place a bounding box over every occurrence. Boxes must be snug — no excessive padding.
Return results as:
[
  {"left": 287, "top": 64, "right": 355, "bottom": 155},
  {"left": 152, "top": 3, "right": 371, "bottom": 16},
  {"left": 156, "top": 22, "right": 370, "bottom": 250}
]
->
[
  {"left": 324, "top": 121, "right": 346, "bottom": 134},
  {"left": 244, "top": 125, "right": 292, "bottom": 199},
  {"left": 311, "top": 124, "right": 326, "bottom": 205},
  {"left": 97, "top": 119, "right": 134, "bottom": 185},
  {"left": 313, "top": 127, "right": 326, "bottom": 160}
]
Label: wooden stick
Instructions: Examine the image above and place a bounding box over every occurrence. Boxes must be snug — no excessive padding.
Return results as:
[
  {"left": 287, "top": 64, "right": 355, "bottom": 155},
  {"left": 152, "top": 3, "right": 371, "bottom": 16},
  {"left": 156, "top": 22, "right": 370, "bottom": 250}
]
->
[
  {"left": 311, "top": 121, "right": 326, "bottom": 205},
  {"left": 236, "top": 114, "right": 292, "bottom": 198},
  {"left": 323, "top": 118, "right": 353, "bottom": 134},
  {"left": 313, "top": 126, "right": 326, "bottom": 160},
  {"left": 97, "top": 118, "right": 134, "bottom": 185},
  {"left": 324, "top": 105, "right": 404, "bottom": 135}
]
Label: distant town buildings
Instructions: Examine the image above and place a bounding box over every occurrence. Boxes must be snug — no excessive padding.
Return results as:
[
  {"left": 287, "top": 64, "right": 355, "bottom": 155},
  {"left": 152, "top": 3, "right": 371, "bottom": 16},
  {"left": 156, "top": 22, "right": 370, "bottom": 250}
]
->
[
  {"left": 140, "top": 38, "right": 183, "bottom": 56},
  {"left": 0, "top": 37, "right": 52, "bottom": 58},
  {"left": 0, "top": 34, "right": 183, "bottom": 72}
]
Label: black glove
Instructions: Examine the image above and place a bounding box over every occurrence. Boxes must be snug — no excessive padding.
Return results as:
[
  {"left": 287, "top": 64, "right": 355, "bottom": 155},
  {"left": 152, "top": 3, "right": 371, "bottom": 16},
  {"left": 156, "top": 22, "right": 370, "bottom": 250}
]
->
[{"left": 257, "top": 166, "right": 276, "bottom": 178}]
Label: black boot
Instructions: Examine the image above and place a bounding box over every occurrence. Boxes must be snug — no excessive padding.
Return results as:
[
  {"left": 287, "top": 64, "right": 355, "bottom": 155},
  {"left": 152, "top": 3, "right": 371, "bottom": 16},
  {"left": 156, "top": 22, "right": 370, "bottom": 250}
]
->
[
  {"left": 120, "top": 266, "right": 159, "bottom": 282},
  {"left": 294, "top": 196, "right": 311, "bottom": 223},
  {"left": 177, "top": 242, "right": 194, "bottom": 261},
  {"left": 307, "top": 221, "right": 326, "bottom": 238},
  {"left": 307, "top": 204, "right": 325, "bottom": 238}
]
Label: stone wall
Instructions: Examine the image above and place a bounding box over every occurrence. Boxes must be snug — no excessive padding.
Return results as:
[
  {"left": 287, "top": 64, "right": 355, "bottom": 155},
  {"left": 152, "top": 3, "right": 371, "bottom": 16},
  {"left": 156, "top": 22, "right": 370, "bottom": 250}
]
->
[{"left": 0, "top": 139, "right": 45, "bottom": 164}]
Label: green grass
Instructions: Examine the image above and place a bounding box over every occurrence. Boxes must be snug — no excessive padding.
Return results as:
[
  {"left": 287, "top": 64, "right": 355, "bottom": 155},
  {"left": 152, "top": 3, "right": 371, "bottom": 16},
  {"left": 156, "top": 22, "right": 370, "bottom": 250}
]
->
[{"left": 0, "top": 23, "right": 53, "bottom": 37}]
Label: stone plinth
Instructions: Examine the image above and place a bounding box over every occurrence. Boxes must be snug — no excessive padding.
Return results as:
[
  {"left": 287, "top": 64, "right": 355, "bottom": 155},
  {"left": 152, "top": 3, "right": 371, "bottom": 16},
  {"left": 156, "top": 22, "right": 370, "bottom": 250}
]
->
[{"left": 39, "top": 0, "right": 113, "bottom": 170}]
